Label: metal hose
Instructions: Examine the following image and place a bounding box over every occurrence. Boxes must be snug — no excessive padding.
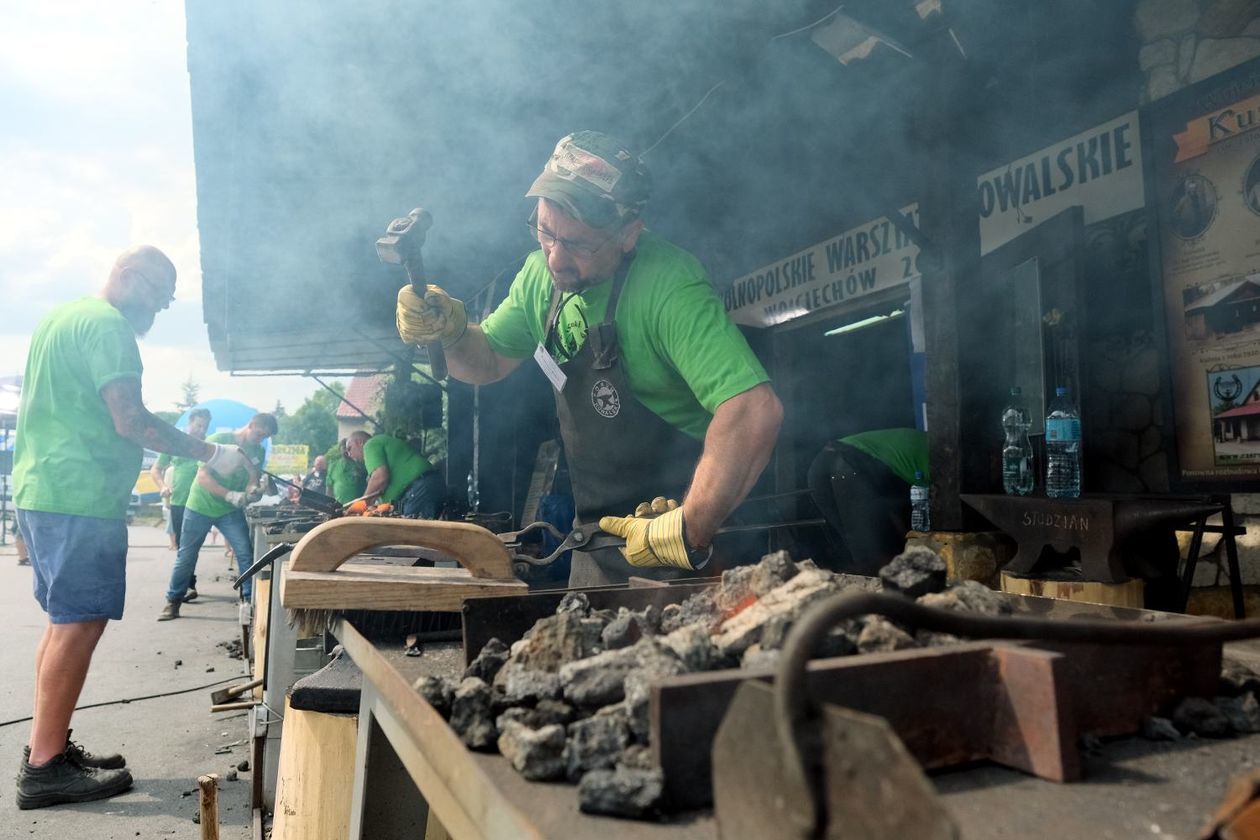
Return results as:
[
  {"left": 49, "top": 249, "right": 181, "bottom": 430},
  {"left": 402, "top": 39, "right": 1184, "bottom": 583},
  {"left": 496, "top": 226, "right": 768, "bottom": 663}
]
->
[{"left": 774, "top": 591, "right": 1260, "bottom": 838}]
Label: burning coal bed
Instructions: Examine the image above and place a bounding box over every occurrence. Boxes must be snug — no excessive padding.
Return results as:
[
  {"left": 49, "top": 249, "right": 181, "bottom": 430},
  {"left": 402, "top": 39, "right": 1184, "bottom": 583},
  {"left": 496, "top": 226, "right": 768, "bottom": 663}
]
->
[{"left": 411, "top": 547, "right": 1260, "bottom": 820}]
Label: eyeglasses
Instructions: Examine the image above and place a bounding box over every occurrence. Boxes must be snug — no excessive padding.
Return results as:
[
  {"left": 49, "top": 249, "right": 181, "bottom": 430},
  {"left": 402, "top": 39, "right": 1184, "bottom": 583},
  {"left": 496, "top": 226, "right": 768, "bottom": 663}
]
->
[
  {"left": 133, "top": 268, "right": 175, "bottom": 304},
  {"left": 527, "top": 221, "right": 617, "bottom": 259}
]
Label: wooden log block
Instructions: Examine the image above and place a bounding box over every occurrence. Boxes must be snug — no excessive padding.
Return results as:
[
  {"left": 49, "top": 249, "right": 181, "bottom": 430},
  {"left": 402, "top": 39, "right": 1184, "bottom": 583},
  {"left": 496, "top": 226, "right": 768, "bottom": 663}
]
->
[
  {"left": 272, "top": 700, "right": 358, "bottom": 840},
  {"left": 198, "top": 773, "right": 220, "bottom": 840},
  {"left": 1000, "top": 572, "right": 1144, "bottom": 608}
]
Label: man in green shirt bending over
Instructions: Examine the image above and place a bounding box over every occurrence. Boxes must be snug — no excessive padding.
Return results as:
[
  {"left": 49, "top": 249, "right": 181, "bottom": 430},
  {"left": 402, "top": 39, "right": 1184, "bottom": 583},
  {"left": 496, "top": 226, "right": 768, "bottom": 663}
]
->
[
  {"left": 395, "top": 131, "right": 783, "bottom": 585},
  {"left": 807, "top": 428, "right": 929, "bottom": 576},
  {"left": 345, "top": 431, "right": 444, "bottom": 519},
  {"left": 325, "top": 439, "right": 368, "bottom": 505},
  {"left": 157, "top": 412, "right": 277, "bottom": 621}
]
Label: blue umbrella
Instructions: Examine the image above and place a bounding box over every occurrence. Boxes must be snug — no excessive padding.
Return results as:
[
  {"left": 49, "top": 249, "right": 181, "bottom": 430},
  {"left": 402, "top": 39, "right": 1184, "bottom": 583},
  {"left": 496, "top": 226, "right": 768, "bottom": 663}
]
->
[{"left": 177, "top": 399, "right": 272, "bottom": 458}]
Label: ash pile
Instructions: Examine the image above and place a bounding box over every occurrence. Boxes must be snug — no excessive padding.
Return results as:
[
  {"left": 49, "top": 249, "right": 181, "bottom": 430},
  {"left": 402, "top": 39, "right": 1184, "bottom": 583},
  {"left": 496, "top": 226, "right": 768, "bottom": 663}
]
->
[{"left": 415, "top": 546, "right": 1002, "bottom": 820}]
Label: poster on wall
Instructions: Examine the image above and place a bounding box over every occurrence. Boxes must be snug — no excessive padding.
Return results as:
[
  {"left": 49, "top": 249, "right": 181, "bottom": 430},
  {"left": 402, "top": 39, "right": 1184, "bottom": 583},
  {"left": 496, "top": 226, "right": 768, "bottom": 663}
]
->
[{"left": 1148, "top": 57, "right": 1260, "bottom": 486}]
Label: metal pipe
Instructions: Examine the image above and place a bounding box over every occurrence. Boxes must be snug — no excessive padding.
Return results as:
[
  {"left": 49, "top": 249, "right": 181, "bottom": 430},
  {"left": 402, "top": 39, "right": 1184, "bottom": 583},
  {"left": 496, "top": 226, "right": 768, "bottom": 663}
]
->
[{"left": 774, "top": 591, "right": 1260, "bottom": 838}]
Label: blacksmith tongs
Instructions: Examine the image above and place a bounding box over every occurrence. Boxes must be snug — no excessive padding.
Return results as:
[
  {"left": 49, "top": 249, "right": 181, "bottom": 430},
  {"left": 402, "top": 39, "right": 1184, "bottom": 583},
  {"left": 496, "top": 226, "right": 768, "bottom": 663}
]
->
[{"left": 499, "top": 521, "right": 626, "bottom": 567}]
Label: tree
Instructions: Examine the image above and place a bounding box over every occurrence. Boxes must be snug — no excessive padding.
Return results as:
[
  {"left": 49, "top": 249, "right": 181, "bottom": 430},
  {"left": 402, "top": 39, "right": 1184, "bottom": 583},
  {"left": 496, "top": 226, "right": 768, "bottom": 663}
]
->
[
  {"left": 176, "top": 376, "right": 200, "bottom": 412},
  {"left": 381, "top": 362, "right": 446, "bottom": 464},
  {"left": 274, "top": 383, "right": 343, "bottom": 456}
]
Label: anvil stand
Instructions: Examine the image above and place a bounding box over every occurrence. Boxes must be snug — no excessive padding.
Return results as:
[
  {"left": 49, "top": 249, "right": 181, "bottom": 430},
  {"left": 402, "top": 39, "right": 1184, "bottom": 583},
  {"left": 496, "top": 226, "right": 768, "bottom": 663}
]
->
[{"left": 961, "top": 493, "right": 1246, "bottom": 618}]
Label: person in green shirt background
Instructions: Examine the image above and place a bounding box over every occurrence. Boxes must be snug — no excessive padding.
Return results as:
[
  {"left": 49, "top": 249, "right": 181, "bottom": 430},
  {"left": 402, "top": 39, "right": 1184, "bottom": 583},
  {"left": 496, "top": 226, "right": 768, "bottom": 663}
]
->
[
  {"left": 806, "top": 428, "right": 929, "bottom": 576},
  {"left": 345, "top": 430, "right": 444, "bottom": 518},
  {"left": 150, "top": 407, "right": 211, "bottom": 593},
  {"left": 157, "top": 412, "right": 277, "bottom": 620},
  {"left": 325, "top": 438, "right": 367, "bottom": 505}
]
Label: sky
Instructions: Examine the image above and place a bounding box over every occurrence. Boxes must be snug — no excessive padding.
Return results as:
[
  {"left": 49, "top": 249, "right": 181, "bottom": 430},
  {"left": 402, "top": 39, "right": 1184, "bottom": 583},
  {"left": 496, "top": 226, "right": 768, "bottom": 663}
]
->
[{"left": 0, "top": 1, "right": 340, "bottom": 416}]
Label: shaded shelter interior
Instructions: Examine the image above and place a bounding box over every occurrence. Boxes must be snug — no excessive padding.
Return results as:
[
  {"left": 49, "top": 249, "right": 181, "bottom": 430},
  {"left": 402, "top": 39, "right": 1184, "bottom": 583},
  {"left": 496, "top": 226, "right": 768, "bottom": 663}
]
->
[{"left": 186, "top": 0, "right": 1147, "bottom": 533}]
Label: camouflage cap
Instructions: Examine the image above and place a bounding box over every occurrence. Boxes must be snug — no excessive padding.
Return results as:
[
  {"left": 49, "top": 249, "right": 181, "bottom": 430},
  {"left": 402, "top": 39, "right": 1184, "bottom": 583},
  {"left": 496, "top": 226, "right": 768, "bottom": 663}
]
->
[{"left": 526, "top": 131, "right": 652, "bottom": 230}]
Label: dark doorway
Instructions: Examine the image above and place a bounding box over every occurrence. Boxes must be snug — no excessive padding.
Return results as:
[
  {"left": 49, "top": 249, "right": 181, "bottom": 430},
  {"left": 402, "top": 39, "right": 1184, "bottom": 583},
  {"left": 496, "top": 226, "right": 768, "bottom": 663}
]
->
[{"left": 770, "top": 298, "right": 916, "bottom": 565}]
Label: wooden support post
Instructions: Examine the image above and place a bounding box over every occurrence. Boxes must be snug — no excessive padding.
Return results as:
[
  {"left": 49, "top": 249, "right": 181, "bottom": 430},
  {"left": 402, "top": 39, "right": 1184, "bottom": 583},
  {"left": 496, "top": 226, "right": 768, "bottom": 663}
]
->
[
  {"left": 917, "top": 24, "right": 984, "bottom": 532},
  {"left": 198, "top": 773, "right": 220, "bottom": 840}
]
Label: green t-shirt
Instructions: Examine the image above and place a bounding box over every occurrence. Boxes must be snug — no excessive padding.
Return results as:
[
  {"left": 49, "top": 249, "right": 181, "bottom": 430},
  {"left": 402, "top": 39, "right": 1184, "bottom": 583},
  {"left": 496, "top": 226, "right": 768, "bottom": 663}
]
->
[
  {"left": 156, "top": 452, "right": 201, "bottom": 507},
  {"left": 839, "top": 428, "right": 930, "bottom": 486},
  {"left": 480, "top": 232, "right": 769, "bottom": 439},
  {"left": 363, "top": 435, "right": 432, "bottom": 504},
  {"left": 325, "top": 452, "right": 367, "bottom": 504},
  {"left": 185, "top": 431, "right": 266, "bottom": 518},
  {"left": 14, "top": 297, "right": 144, "bottom": 519}
]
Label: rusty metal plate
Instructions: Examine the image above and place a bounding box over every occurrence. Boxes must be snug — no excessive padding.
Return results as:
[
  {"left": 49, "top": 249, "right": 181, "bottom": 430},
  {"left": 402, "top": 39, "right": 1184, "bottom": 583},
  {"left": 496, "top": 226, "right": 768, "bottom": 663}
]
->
[{"left": 713, "top": 680, "right": 958, "bottom": 840}]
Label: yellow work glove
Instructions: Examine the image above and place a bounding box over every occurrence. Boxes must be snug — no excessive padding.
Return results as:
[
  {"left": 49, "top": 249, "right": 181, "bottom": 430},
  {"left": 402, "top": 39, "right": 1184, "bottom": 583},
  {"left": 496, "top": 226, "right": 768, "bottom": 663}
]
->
[
  {"left": 396, "top": 283, "right": 468, "bottom": 348},
  {"left": 599, "top": 497, "right": 699, "bottom": 570}
]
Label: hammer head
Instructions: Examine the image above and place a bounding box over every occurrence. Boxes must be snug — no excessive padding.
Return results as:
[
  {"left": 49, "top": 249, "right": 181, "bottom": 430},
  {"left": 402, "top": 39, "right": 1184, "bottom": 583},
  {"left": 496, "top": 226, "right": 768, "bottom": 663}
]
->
[{"left": 375, "top": 207, "right": 433, "bottom": 266}]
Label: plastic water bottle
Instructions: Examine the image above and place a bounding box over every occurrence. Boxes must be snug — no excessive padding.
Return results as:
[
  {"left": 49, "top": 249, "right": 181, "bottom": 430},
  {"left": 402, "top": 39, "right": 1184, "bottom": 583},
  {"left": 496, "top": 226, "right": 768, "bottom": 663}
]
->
[
  {"left": 1045, "top": 386, "right": 1081, "bottom": 498},
  {"left": 1001, "top": 387, "right": 1035, "bottom": 496},
  {"left": 910, "top": 470, "right": 930, "bottom": 532}
]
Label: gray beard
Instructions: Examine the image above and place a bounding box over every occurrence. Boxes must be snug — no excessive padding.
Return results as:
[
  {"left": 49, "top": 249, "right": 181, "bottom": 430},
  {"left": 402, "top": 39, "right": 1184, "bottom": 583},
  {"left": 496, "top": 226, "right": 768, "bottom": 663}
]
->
[{"left": 117, "top": 304, "right": 155, "bottom": 336}]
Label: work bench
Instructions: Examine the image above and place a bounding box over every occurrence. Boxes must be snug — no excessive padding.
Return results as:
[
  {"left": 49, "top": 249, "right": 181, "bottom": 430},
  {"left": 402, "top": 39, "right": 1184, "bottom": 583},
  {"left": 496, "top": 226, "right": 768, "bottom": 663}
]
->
[
  {"left": 245, "top": 508, "right": 329, "bottom": 813},
  {"left": 333, "top": 616, "right": 1260, "bottom": 840}
]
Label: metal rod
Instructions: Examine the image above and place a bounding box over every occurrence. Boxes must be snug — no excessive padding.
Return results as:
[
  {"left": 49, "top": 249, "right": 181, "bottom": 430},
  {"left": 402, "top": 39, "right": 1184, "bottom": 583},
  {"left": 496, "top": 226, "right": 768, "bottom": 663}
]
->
[
  {"left": 310, "top": 373, "right": 380, "bottom": 431},
  {"left": 882, "top": 205, "right": 932, "bottom": 253},
  {"left": 775, "top": 591, "right": 1260, "bottom": 838},
  {"left": 352, "top": 328, "right": 448, "bottom": 393},
  {"left": 717, "top": 517, "right": 826, "bottom": 534}
]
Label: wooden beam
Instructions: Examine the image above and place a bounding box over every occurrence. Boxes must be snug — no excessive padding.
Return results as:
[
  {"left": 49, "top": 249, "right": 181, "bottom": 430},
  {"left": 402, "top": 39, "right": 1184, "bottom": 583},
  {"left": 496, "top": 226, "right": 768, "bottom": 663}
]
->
[
  {"left": 283, "top": 567, "right": 526, "bottom": 612},
  {"left": 917, "top": 28, "right": 983, "bottom": 532}
]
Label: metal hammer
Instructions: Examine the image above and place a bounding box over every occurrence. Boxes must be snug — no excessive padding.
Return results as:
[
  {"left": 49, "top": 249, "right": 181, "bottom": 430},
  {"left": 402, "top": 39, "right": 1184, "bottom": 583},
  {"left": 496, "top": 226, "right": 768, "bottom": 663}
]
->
[{"left": 376, "top": 207, "right": 447, "bottom": 380}]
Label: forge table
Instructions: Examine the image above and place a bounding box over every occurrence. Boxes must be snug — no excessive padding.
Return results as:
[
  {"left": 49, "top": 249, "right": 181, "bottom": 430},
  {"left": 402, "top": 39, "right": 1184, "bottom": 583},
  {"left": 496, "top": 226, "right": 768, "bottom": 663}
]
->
[{"left": 335, "top": 616, "right": 1260, "bottom": 840}]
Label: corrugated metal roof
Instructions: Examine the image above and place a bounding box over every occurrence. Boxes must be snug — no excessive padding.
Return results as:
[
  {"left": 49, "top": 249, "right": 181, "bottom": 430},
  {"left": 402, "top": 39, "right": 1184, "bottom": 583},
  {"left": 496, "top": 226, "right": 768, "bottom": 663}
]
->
[{"left": 184, "top": 0, "right": 1141, "bottom": 373}]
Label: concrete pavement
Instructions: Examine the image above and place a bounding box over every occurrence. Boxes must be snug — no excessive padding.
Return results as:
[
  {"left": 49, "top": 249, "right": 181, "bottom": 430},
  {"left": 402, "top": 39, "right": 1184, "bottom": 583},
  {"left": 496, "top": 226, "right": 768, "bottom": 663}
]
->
[{"left": 0, "top": 524, "right": 251, "bottom": 839}]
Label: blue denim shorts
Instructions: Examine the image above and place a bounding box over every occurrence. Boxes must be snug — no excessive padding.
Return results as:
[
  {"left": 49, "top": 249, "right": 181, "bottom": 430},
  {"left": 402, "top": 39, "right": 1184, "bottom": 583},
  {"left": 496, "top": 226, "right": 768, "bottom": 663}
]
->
[{"left": 17, "top": 509, "right": 128, "bottom": 623}]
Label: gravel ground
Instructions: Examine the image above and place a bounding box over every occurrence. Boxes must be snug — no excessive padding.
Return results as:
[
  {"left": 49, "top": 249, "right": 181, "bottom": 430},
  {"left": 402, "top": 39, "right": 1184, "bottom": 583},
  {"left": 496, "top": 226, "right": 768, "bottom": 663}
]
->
[{"left": 0, "top": 525, "right": 252, "bottom": 839}]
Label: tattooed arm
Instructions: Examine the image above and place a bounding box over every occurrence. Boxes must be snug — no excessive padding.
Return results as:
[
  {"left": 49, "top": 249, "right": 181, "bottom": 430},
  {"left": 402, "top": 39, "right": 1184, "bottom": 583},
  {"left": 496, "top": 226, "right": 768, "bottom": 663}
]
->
[{"left": 100, "top": 378, "right": 216, "bottom": 460}]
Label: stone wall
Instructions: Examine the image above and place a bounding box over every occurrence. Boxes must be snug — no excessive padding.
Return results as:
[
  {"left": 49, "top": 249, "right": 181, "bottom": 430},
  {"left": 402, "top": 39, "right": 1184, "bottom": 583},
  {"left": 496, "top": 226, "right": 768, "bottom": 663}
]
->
[
  {"left": 1082, "top": 209, "right": 1168, "bottom": 494},
  {"left": 1133, "top": 0, "right": 1260, "bottom": 607},
  {"left": 1136, "top": 0, "right": 1260, "bottom": 102}
]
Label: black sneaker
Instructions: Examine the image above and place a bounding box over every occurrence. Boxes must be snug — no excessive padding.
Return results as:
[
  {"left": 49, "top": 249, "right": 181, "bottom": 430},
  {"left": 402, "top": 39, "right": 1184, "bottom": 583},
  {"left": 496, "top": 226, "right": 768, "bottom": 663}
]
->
[
  {"left": 16, "top": 750, "right": 133, "bottom": 809},
  {"left": 182, "top": 587, "right": 198, "bottom": 603},
  {"left": 23, "top": 731, "right": 125, "bottom": 771}
]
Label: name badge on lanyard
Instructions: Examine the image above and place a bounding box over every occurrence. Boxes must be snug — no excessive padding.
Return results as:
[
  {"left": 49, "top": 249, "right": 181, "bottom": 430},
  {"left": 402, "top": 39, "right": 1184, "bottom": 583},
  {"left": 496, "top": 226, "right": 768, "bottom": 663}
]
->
[{"left": 534, "top": 343, "right": 567, "bottom": 392}]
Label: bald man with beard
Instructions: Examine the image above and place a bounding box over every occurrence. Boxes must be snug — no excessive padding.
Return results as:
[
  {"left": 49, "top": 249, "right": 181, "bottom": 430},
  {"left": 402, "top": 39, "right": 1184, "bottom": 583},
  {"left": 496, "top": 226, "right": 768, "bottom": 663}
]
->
[{"left": 12, "top": 246, "right": 251, "bottom": 808}]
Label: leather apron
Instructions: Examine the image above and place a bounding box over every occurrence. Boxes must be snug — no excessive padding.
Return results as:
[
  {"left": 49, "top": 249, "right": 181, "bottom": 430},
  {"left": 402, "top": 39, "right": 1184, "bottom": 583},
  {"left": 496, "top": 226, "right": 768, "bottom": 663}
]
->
[{"left": 544, "top": 258, "right": 703, "bottom": 586}]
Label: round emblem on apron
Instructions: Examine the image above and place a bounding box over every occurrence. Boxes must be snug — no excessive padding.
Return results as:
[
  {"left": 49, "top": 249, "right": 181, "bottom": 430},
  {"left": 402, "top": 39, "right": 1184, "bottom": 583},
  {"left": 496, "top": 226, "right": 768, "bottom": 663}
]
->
[{"left": 591, "top": 379, "right": 620, "bottom": 418}]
